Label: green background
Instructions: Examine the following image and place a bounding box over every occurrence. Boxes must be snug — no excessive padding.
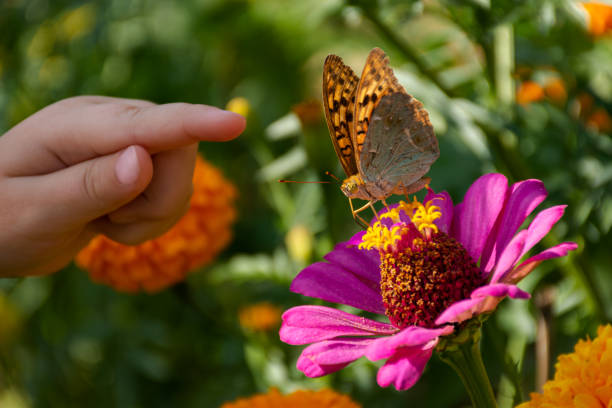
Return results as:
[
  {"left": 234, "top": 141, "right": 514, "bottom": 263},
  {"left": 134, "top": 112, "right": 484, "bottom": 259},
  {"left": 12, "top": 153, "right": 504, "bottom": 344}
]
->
[{"left": 1, "top": 0, "right": 611, "bottom": 406}]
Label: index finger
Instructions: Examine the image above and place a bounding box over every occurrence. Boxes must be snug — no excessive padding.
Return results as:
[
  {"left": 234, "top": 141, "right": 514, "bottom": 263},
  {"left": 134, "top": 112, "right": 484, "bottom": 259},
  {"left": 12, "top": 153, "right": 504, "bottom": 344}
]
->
[{"left": 1, "top": 96, "right": 245, "bottom": 176}]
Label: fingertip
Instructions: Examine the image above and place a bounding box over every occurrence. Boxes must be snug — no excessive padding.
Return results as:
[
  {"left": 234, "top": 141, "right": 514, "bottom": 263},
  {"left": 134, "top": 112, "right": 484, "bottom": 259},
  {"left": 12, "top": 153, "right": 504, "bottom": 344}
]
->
[
  {"left": 115, "top": 146, "right": 140, "bottom": 185},
  {"left": 221, "top": 109, "right": 247, "bottom": 140},
  {"left": 189, "top": 105, "right": 247, "bottom": 142},
  {"left": 115, "top": 145, "right": 153, "bottom": 189}
]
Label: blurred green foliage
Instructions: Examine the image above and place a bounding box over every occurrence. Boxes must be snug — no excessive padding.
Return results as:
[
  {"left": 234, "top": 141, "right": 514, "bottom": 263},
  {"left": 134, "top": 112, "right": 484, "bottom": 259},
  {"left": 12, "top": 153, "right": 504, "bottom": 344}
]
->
[{"left": 1, "top": 0, "right": 611, "bottom": 407}]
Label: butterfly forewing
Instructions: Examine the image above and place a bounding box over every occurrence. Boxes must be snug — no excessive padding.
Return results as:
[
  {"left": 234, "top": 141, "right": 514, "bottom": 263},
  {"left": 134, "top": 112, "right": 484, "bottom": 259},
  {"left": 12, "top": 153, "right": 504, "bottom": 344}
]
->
[
  {"left": 352, "top": 48, "right": 406, "bottom": 165},
  {"left": 359, "top": 92, "right": 439, "bottom": 197},
  {"left": 322, "top": 54, "right": 359, "bottom": 177}
]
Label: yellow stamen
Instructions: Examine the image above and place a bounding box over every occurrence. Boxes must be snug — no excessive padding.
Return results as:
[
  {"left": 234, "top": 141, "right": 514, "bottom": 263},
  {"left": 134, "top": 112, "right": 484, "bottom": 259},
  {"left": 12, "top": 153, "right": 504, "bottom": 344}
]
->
[
  {"left": 411, "top": 201, "right": 441, "bottom": 233},
  {"left": 359, "top": 221, "right": 403, "bottom": 252},
  {"left": 359, "top": 198, "right": 443, "bottom": 252},
  {"left": 380, "top": 208, "right": 401, "bottom": 223},
  {"left": 397, "top": 197, "right": 420, "bottom": 217}
]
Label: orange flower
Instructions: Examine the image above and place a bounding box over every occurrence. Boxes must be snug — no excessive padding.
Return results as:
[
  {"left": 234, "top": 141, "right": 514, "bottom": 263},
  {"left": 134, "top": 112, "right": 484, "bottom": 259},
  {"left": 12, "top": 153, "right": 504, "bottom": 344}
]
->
[
  {"left": 575, "top": 92, "right": 612, "bottom": 132},
  {"left": 516, "top": 81, "right": 545, "bottom": 105},
  {"left": 576, "top": 92, "right": 595, "bottom": 117},
  {"left": 76, "top": 156, "right": 237, "bottom": 293},
  {"left": 586, "top": 108, "right": 612, "bottom": 133},
  {"left": 543, "top": 78, "right": 567, "bottom": 104},
  {"left": 292, "top": 100, "right": 323, "bottom": 127},
  {"left": 220, "top": 388, "right": 361, "bottom": 408},
  {"left": 516, "top": 324, "right": 612, "bottom": 408},
  {"left": 582, "top": 2, "right": 612, "bottom": 36},
  {"left": 238, "top": 302, "right": 282, "bottom": 332}
]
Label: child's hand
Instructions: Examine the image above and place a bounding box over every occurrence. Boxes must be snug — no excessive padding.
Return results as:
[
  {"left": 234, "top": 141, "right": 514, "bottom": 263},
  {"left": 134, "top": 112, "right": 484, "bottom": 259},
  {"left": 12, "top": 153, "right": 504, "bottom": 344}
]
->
[{"left": 0, "top": 96, "right": 245, "bottom": 277}]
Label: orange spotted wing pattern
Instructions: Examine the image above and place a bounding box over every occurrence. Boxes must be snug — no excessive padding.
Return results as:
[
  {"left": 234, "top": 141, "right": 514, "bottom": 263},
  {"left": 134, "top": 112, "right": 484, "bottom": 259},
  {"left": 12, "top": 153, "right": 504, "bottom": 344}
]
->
[
  {"left": 322, "top": 55, "right": 359, "bottom": 177},
  {"left": 352, "top": 48, "right": 405, "bottom": 163},
  {"left": 322, "top": 48, "right": 439, "bottom": 203}
]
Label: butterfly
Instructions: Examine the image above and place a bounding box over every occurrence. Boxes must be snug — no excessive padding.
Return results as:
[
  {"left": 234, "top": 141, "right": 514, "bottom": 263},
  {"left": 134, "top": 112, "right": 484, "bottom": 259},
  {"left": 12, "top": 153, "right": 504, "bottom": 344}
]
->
[{"left": 322, "top": 47, "right": 439, "bottom": 225}]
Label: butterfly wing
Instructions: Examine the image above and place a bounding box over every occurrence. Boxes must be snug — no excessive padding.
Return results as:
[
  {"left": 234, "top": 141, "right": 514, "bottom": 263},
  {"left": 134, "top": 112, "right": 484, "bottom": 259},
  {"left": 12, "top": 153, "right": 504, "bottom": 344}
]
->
[
  {"left": 359, "top": 92, "right": 439, "bottom": 197},
  {"left": 322, "top": 54, "right": 359, "bottom": 177},
  {"left": 352, "top": 48, "right": 406, "bottom": 165}
]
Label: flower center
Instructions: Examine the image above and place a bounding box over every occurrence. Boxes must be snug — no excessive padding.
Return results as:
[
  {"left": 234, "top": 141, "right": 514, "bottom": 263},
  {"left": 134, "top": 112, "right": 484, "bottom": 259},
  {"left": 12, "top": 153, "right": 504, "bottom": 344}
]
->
[{"left": 359, "top": 200, "right": 484, "bottom": 329}]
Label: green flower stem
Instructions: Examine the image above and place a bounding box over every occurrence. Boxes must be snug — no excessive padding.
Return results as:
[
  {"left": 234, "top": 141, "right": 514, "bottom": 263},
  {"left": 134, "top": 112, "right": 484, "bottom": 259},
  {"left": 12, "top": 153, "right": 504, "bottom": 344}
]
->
[
  {"left": 438, "top": 324, "right": 498, "bottom": 408},
  {"left": 492, "top": 23, "right": 515, "bottom": 106}
]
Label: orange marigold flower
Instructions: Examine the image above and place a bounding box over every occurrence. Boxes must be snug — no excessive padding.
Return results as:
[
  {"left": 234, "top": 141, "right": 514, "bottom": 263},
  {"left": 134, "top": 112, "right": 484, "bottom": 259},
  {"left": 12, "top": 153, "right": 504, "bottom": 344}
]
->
[
  {"left": 292, "top": 100, "right": 323, "bottom": 127},
  {"left": 517, "top": 81, "right": 545, "bottom": 105},
  {"left": 586, "top": 108, "right": 612, "bottom": 133},
  {"left": 76, "top": 155, "right": 237, "bottom": 293},
  {"left": 576, "top": 92, "right": 595, "bottom": 118},
  {"left": 543, "top": 78, "right": 567, "bottom": 104},
  {"left": 516, "top": 324, "right": 612, "bottom": 408},
  {"left": 582, "top": 2, "right": 612, "bottom": 36},
  {"left": 238, "top": 302, "right": 282, "bottom": 332},
  {"left": 220, "top": 388, "right": 361, "bottom": 408}
]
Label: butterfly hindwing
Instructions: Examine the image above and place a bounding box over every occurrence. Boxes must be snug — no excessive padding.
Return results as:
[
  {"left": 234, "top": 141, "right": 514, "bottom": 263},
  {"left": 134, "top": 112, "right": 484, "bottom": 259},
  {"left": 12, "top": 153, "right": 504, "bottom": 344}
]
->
[
  {"left": 322, "top": 54, "right": 359, "bottom": 177},
  {"left": 359, "top": 92, "right": 439, "bottom": 195},
  {"left": 352, "top": 48, "right": 406, "bottom": 165}
]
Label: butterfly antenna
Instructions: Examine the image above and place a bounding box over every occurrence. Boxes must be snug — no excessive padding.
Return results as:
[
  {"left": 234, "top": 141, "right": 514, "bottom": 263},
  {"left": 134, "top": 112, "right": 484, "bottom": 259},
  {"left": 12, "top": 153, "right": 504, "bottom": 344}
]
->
[
  {"left": 278, "top": 179, "right": 331, "bottom": 184},
  {"left": 325, "top": 171, "right": 341, "bottom": 183}
]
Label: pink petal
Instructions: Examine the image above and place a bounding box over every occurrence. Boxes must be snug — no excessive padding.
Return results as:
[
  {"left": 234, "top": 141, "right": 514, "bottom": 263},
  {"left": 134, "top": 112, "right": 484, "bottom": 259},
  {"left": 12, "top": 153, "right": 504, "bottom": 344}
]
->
[
  {"left": 490, "top": 206, "right": 568, "bottom": 283},
  {"left": 471, "top": 283, "right": 531, "bottom": 299},
  {"left": 504, "top": 242, "right": 578, "bottom": 284},
  {"left": 347, "top": 231, "right": 366, "bottom": 246},
  {"left": 365, "top": 325, "right": 453, "bottom": 360},
  {"left": 436, "top": 283, "right": 532, "bottom": 325},
  {"left": 291, "top": 249, "right": 385, "bottom": 314},
  {"left": 323, "top": 242, "right": 380, "bottom": 282},
  {"left": 471, "top": 283, "right": 531, "bottom": 315},
  {"left": 481, "top": 179, "right": 547, "bottom": 273},
  {"left": 489, "top": 230, "right": 527, "bottom": 283},
  {"left": 424, "top": 190, "right": 454, "bottom": 233},
  {"left": 435, "top": 298, "right": 484, "bottom": 325},
  {"left": 296, "top": 338, "right": 375, "bottom": 377},
  {"left": 451, "top": 174, "right": 509, "bottom": 263},
  {"left": 376, "top": 345, "right": 435, "bottom": 390},
  {"left": 519, "top": 205, "right": 567, "bottom": 260},
  {"left": 280, "top": 305, "right": 397, "bottom": 345}
]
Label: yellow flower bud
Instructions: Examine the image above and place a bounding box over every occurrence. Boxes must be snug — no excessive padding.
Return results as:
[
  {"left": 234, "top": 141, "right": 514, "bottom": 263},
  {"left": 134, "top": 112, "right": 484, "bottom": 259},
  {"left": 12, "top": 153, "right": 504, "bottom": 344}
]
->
[
  {"left": 226, "top": 97, "right": 250, "bottom": 118},
  {"left": 285, "top": 224, "right": 313, "bottom": 263}
]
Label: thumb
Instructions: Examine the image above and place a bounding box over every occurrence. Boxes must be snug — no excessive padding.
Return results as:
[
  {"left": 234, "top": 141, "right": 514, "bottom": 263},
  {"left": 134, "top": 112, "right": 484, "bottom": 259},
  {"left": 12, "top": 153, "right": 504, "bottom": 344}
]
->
[{"left": 34, "top": 145, "right": 153, "bottom": 226}]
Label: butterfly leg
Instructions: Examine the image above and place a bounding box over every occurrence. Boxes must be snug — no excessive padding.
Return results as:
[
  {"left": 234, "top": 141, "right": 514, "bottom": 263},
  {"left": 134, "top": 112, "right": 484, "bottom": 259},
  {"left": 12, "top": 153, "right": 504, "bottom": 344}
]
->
[
  {"left": 348, "top": 198, "right": 370, "bottom": 228},
  {"left": 354, "top": 200, "right": 381, "bottom": 225},
  {"left": 356, "top": 201, "right": 380, "bottom": 220},
  {"left": 381, "top": 198, "right": 391, "bottom": 212},
  {"left": 349, "top": 199, "right": 381, "bottom": 228}
]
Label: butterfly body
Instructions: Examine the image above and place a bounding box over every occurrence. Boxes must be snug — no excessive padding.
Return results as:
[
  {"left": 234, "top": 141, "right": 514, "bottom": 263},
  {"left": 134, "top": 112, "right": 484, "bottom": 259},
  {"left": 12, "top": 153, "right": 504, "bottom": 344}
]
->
[{"left": 322, "top": 48, "right": 439, "bottom": 222}]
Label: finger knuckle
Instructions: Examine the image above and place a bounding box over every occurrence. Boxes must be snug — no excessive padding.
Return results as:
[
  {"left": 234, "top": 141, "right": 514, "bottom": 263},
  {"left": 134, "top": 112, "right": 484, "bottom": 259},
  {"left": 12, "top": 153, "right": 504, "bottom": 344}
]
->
[{"left": 81, "top": 162, "right": 104, "bottom": 206}]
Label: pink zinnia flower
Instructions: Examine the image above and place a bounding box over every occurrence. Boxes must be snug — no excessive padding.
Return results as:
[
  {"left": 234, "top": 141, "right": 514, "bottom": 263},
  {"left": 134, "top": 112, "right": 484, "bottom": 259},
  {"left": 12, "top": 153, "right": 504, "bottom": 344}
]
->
[{"left": 280, "top": 173, "right": 577, "bottom": 391}]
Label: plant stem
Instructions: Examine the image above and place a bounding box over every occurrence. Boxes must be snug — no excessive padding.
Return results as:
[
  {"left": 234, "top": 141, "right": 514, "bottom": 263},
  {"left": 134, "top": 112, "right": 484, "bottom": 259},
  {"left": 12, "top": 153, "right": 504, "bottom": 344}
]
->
[
  {"left": 493, "top": 23, "right": 515, "bottom": 106},
  {"left": 350, "top": 0, "right": 457, "bottom": 98},
  {"left": 438, "top": 326, "right": 498, "bottom": 408}
]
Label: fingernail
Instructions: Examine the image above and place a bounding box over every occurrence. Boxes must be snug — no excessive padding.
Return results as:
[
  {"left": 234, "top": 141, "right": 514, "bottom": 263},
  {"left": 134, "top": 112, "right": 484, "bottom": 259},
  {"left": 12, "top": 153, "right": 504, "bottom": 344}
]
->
[{"left": 115, "top": 146, "right": 140, "bottom": 185}]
